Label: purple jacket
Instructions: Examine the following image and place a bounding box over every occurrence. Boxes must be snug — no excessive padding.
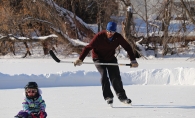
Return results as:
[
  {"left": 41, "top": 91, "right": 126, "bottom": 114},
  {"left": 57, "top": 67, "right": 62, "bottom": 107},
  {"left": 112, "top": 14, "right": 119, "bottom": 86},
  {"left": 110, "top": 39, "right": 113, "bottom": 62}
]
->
[{"left": 79, "top": 30, "right": 136, "bottom": 61}]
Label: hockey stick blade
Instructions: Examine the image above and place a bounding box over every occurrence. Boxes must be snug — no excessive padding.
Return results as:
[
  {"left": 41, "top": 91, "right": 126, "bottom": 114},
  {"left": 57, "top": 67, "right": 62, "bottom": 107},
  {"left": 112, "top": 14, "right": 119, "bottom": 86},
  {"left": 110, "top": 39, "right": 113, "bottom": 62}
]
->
[{"left": 49, "top": 50, "right": 61, "bottom": 63}]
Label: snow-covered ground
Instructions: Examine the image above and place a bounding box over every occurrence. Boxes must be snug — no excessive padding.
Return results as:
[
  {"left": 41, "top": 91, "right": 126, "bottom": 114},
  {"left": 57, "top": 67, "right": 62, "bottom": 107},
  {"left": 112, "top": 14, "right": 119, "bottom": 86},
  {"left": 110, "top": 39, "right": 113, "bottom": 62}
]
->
[
  {"left": 2, "top": 85, "right": 195, "bottom": 118},
  {"left": 0, "top": 57, "right": 195, "bottom": 118}
]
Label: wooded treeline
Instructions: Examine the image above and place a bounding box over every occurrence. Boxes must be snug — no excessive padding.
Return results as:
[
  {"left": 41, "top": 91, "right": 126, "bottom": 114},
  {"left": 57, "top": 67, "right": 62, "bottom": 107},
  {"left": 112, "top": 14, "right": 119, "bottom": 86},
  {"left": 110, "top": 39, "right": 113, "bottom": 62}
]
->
[{"left": 0, "top": 0, "right": 195, "bottom": 58}]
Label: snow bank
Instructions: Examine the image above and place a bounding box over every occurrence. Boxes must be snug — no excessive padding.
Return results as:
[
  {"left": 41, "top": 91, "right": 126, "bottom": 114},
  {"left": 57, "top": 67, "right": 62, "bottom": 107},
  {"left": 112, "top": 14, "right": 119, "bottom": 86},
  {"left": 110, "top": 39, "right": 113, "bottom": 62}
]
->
[
  {"left": 122, "top": 67, "right": 195, "bottom": 85},
  {"left": 0, "top": 67, "right": 194, "bottom": 89}
]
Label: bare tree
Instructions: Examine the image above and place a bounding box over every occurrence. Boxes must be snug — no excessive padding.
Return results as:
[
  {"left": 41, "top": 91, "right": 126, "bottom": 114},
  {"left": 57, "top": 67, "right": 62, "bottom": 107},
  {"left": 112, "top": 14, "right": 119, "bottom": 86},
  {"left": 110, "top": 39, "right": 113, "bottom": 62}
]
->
[
  {"left": 0, "top": 0, "right": 95, "bottom": 57},
  {"left": 161, "top": 0, "right": 173, "bottom": 55},
  {"left": 94, "top": 0, "right": 118, "bottom": 32},
  {"left": 180, "top": 0, "right": 195, "bottom": 24}
]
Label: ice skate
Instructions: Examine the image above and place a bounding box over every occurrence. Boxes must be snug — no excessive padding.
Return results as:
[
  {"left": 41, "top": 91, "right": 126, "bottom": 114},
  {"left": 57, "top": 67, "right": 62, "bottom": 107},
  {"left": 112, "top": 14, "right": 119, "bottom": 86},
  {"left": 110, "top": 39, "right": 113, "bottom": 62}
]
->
[
  {"left": 106, "top": 98, "right": 113, "bottom": 107},
  {"left": 120, "top": 98, "right": 132, "bottom": 105}
]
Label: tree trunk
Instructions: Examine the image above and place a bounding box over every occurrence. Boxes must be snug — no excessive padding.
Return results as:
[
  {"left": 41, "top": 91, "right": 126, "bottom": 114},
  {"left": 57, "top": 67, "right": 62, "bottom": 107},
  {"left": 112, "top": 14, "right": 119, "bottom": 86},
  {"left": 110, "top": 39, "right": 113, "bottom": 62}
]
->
[
  {"left": 123, "top": 6, "right": 140, "bottom": 58},
  {"left": 22, "top": 42, "right": 31, "bottom": 58},
  {"left": 162, "top": 0, "right": 172, "bottom": 56}
]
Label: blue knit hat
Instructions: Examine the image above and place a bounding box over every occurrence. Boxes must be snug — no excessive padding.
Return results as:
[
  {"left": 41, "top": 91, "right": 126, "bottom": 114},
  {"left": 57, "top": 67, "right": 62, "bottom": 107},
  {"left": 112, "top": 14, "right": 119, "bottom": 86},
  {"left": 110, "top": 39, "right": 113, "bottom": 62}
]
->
[{"left": 106, "top": 22, "right": 117, "bottom": 32}]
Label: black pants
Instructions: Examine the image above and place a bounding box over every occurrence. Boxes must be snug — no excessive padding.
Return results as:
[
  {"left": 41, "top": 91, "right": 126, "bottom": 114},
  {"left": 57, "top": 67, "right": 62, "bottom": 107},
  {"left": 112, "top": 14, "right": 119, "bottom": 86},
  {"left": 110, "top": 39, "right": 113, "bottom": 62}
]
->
[{"left": 93, "top": 58, "right": 127, "bottom": 100}]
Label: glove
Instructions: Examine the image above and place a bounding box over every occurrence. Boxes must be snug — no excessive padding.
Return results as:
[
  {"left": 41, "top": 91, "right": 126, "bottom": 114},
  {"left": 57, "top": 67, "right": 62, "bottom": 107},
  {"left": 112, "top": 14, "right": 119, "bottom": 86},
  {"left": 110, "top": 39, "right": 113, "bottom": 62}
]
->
[
  {"left": 30, "top": 112, "right": 38, "bottom": 118},
  {"left": 39, "top": 111, "right": 45, "bottom": 118},
  {"left": 130, "top": 60, "right": 138, "bottom": 68},
  {"left": 74, "top": 59, "right": 83, "bottom": 66}
]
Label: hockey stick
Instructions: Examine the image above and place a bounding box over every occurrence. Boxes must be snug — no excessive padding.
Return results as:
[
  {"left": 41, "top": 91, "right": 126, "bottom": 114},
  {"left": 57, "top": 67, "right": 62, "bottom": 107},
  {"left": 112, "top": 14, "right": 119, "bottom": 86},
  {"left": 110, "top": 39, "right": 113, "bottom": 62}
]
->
[{"left": 49, "top": 50, "right": 132, "bottom": 66}]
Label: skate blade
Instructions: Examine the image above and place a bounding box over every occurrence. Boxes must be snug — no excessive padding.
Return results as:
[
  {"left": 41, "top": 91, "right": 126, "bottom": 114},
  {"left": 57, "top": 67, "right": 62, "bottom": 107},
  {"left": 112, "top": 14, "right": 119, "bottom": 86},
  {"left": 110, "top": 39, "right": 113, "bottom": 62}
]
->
[
  {"left": 122, "top": 102, "right": 132, "bottom": 105},
  {"left": 109, "top": 103, "right": 113, "bottom": 107}
]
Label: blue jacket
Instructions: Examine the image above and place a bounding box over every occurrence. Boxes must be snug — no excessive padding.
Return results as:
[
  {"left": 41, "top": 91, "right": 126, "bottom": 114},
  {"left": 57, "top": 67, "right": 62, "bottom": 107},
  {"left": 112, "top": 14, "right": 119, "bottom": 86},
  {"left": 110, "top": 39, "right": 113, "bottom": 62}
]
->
[{"left": 22, "top": 95, "right": 46, "bottom": 114}]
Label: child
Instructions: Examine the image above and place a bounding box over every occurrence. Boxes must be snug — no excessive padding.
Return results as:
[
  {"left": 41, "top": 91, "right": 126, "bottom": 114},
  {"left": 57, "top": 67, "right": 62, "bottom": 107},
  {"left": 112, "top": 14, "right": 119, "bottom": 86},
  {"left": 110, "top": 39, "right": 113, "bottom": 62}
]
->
[{"left": 14, "top": 82, "right": 47, "bottom": 118}]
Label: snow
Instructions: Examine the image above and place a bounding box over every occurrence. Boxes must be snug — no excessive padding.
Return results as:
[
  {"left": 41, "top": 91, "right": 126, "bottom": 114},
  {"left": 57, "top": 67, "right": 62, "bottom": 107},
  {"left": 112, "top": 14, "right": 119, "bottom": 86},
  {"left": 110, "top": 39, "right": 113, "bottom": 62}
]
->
[
  {"left": 2, "top": 85, "right": 195, "bottom": 118},
  {"left": 0, "top": 57, "right": 195, "bottom": 118},
  {"left": 0, "top": 1, "right": 195, "bottom": 117},
  {"left": 0, "top": 58, "right": 195, "bottom": 88},
  {"left": 32, "top": 34, "right": 58, "bottom": 40},
  {"left": 127, "top": 6, "right": 132, "bottom": 12}
]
